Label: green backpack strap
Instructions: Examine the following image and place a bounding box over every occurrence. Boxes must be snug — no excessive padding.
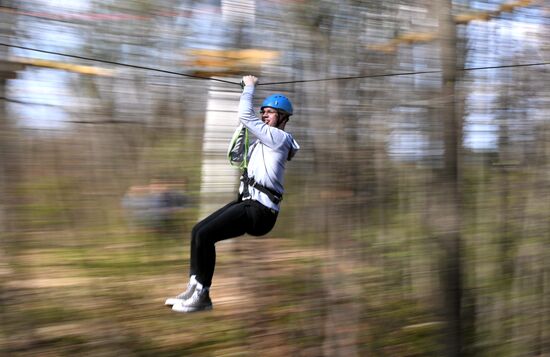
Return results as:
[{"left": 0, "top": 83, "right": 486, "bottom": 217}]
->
[{"left": 227, "top": 123, "right": 249, "bottom": 170}]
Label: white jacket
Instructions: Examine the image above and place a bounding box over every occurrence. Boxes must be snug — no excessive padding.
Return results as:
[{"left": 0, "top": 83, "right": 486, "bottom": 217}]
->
[{"left": 237, "top": 85, "right": 300, "bottom": 211}]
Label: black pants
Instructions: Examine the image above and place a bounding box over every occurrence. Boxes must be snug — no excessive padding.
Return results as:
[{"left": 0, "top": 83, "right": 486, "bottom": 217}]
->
[{"left": 189, "top": 199, "right": 278, "bottom": 287}]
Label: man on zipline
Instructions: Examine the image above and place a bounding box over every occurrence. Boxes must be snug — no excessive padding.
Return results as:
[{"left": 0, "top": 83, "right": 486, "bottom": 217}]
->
[{"left": 165, "top": 75, "right": 300, "bottom": 313}]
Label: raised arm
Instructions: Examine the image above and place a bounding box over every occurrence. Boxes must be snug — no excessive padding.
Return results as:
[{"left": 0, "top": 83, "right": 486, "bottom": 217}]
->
[{"left": 238, "top": 76, "right": 289, "bottom": 150}]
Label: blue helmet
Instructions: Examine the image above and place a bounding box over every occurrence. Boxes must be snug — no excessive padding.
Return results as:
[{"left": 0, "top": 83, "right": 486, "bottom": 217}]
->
[{"left": 261, "top": 94, "right": 293, "bottom": 115}]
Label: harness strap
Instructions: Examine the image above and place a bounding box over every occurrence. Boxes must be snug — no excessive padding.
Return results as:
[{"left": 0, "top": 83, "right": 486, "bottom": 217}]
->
[{"left": 240, "top": 170, "right": 283, "bottom": 205}]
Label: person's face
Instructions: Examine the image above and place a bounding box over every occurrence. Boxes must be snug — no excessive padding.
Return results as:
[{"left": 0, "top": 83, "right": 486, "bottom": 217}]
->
[{"left": 260, "top": 107, "right": 279, "bottom": 127}]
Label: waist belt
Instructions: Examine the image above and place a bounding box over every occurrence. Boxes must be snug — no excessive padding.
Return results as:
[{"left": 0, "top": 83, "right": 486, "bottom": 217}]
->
[{"left": 240, "top": 171, "right": 283, "bottom": 205}]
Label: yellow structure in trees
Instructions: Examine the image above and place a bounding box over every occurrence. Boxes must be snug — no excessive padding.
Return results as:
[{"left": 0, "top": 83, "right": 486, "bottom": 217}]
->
[
  {"left": 2, "top": 57, "right": 114, "bottom": 77},
  {"left": 367, "top": 0, "right": 537, "bottom": 53},
  {"left": 185, "top": 49, "right": 279, "bottom": 77}
]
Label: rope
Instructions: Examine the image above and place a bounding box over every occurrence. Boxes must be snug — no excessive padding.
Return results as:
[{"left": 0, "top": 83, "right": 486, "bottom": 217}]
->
[
  {"left": 260, "top": 62, "right": 550, "bottom": 86},
  {"left": 0, "top": 42, "right": 238, "bottom": 85},
  {"left": 1, "top": 42, "right": 549, "bottom": 87}
]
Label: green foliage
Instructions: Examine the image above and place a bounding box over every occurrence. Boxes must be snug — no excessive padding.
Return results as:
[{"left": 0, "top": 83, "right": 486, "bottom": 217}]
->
[{"left": 16, "top": 178, "right": 81, "bottom": 230}]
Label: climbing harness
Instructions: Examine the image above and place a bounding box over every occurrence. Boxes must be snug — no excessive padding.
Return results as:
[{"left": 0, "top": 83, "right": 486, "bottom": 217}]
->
[
  {"left": 240, "top": 169, "right": 283, "bottom": 205},
  {"left": 228, "top": 123, "right": 284, "bottom": 205}
]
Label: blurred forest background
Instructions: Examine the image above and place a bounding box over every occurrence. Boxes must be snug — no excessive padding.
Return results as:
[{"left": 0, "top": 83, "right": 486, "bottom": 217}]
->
[{"left": 1, "top": 0, "right": 549, "bottom": 356}]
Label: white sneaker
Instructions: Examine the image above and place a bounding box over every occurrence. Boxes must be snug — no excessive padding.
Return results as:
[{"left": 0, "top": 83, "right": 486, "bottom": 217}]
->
[
  {"left": 172, "top": 288, "right": 213, "bottom": 313},
  {"left": 165, "top": 279, "right": 197, "bottom": 306}
]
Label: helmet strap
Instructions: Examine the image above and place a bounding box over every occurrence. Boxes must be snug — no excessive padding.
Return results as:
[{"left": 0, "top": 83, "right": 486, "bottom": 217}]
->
[{"left": 276, "top": 111, "right": 290, "bottom": 130}]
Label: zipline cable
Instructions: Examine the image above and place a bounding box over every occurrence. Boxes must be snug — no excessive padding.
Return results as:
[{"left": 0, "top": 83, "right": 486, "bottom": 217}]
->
[
  {"left": 0, "top": 42, "right": 238, "bottom": 86},
  {"left": 259, "top": 70, "right": 441, "bottom": 86},
  {"left": 1, "top": 42, "right": 549, "bottom": 87},
  {"left": 259, "top": 61, "right": 550, "bottom": 85}
]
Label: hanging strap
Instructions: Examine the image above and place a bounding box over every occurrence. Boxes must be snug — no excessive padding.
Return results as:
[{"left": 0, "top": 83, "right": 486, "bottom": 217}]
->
[
  {"left": 240, "top": 169, "right": 283, "bottom": 205},
  {"left": 227, "top": 124, "right": 249, "bottom": 169}
]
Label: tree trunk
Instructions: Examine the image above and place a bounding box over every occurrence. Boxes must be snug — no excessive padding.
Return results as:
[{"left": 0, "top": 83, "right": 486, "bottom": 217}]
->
[
  {"left": 436, "top": 0, "right": 469, "bottom": 355},
  {"left": 0, "top": 0, "right": 25, "bottom": 256},
  {"left": 1, "top": 2, "right": 24, "bottom": 349}
]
